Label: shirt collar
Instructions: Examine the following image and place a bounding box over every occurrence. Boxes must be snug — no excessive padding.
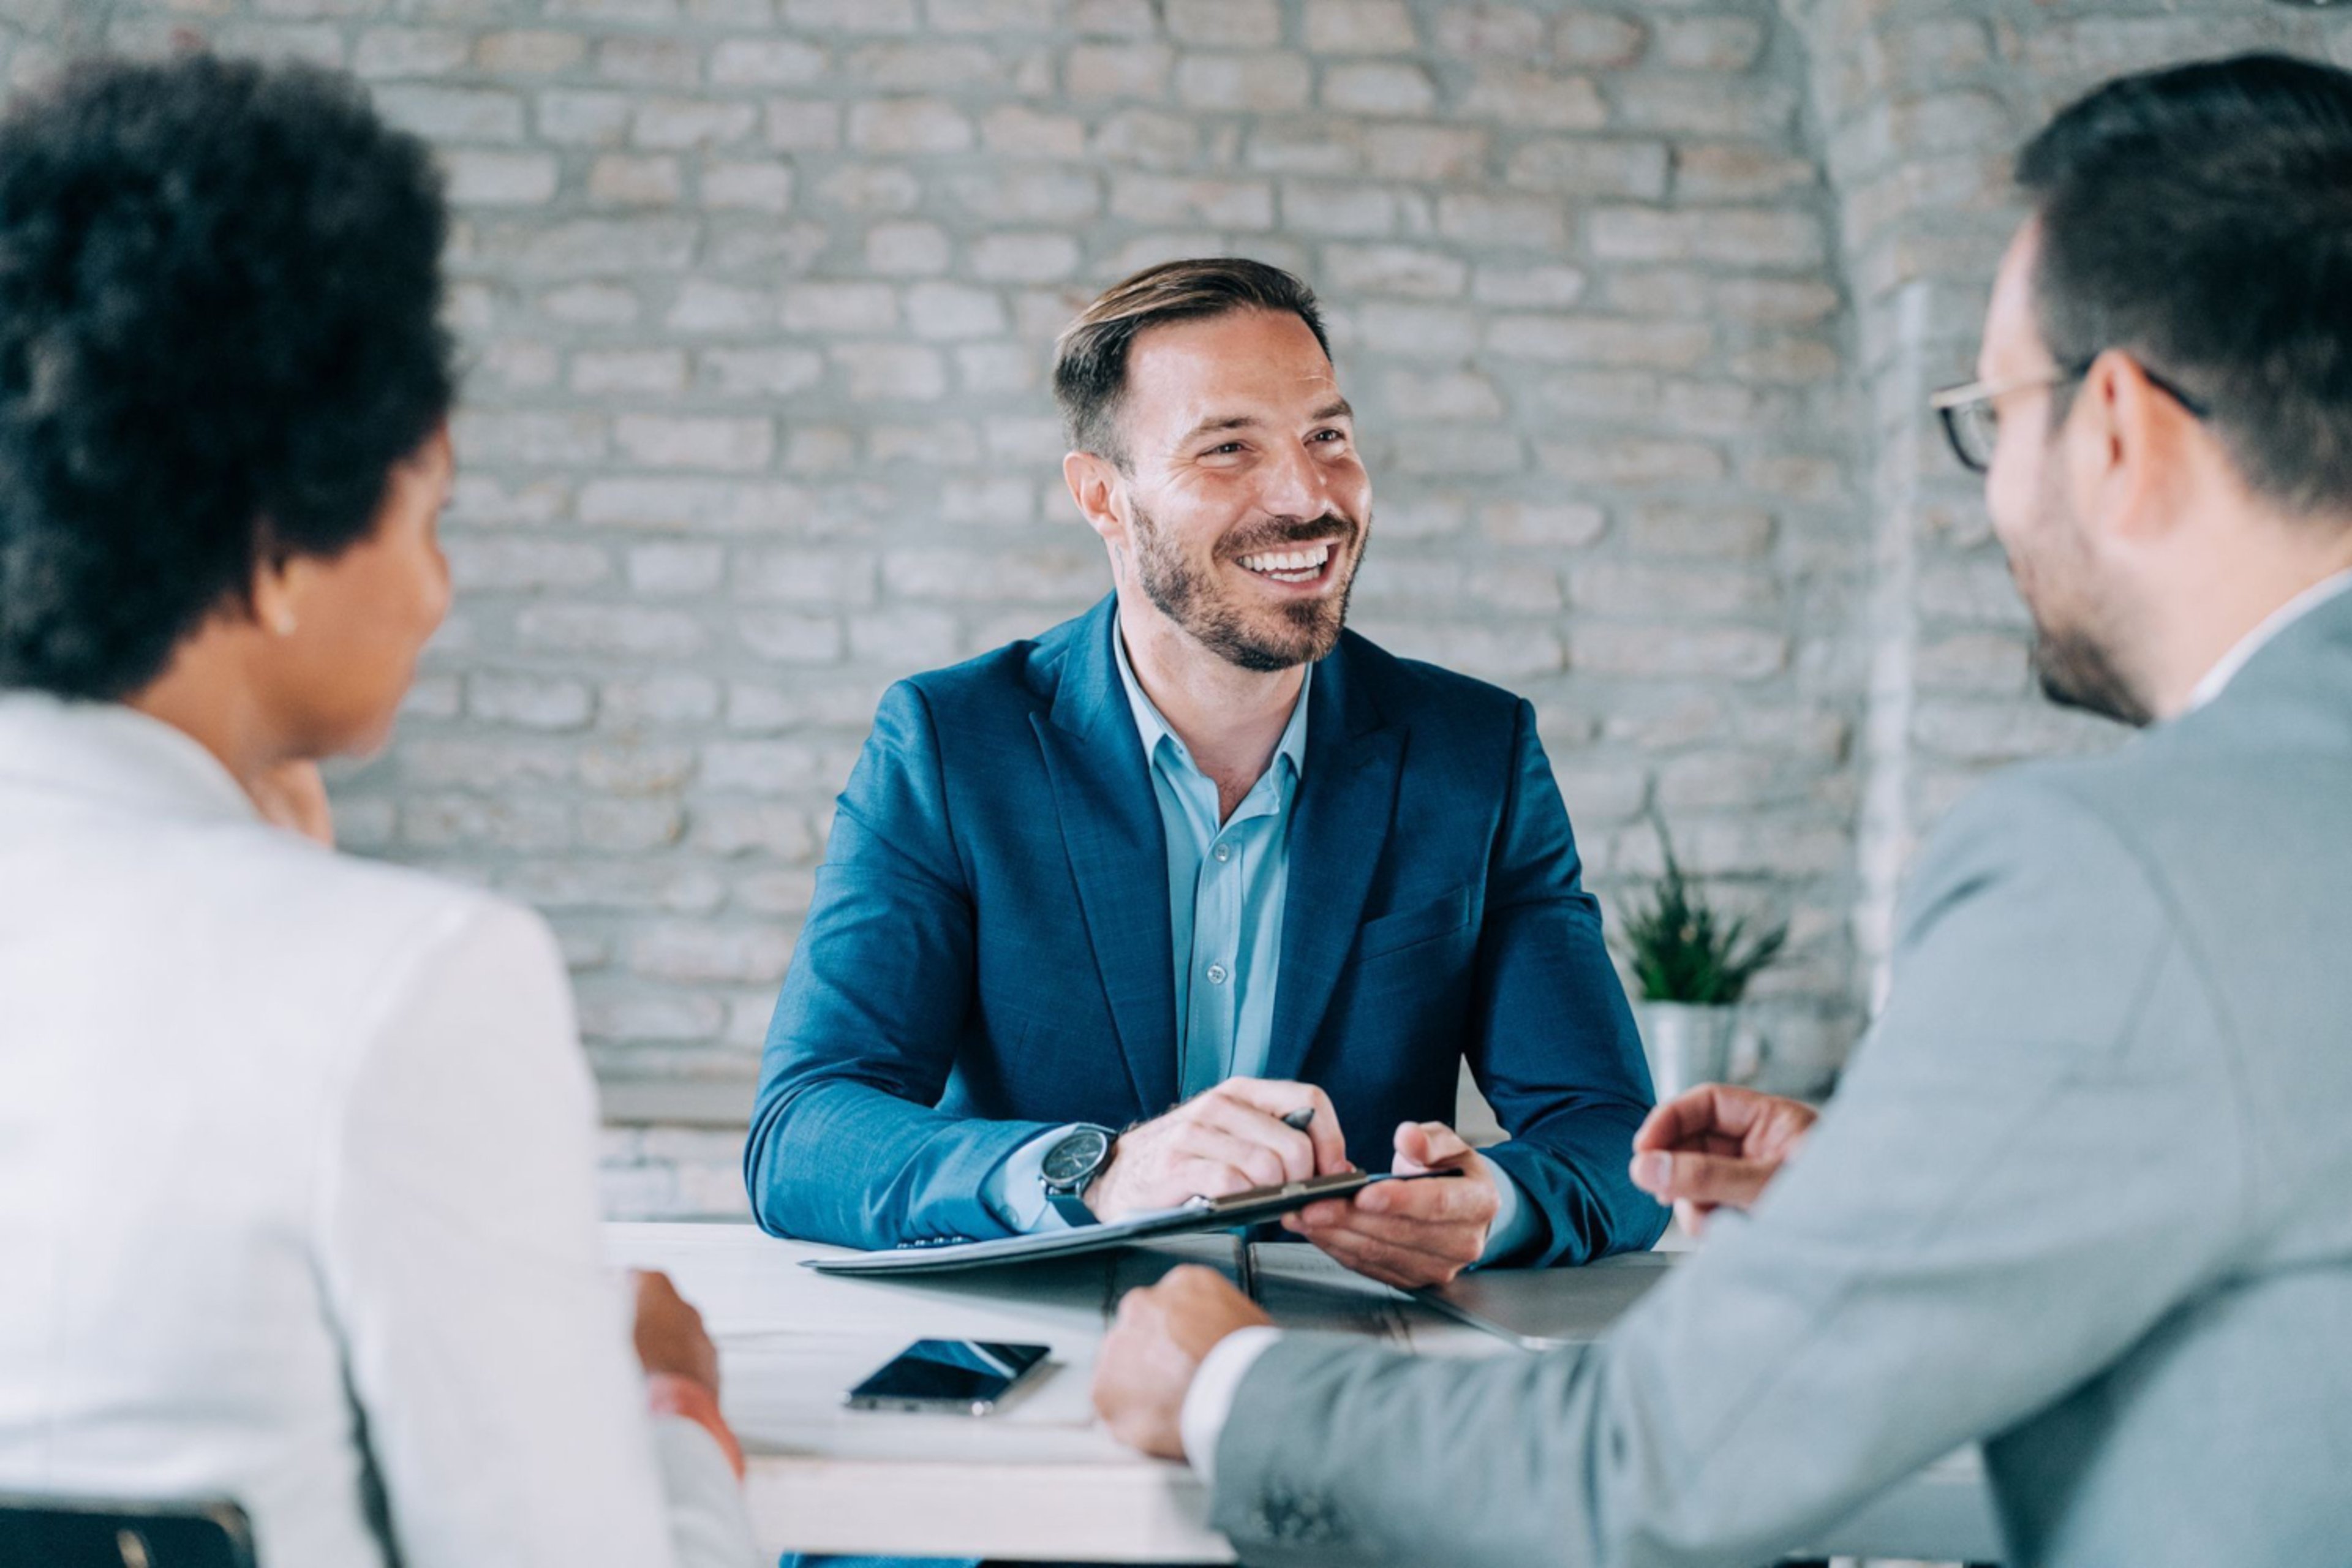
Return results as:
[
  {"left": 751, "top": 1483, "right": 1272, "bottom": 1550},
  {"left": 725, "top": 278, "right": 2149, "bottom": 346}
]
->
[
  {"left": 2185, "top": 568, "right": 2352, "bottom": 714},
  {"left": 1111, "top": 617, "right": 1312, "bottom": 786},
  {"left": 0, "top": 692, "right": 259, "bottom": 825}
]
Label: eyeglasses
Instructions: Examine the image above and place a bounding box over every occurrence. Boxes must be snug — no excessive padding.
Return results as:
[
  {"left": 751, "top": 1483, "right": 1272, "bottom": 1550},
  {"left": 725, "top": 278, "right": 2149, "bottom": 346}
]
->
[{"left": 1929, "top": 356, "right": 2211, "bottom": 473}]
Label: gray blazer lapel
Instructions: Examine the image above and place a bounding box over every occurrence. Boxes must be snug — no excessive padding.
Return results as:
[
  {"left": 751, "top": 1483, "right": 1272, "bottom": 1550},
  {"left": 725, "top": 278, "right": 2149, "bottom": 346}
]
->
[
  {"left": 1033, "top": 601, "right": 1181, "bottom": 1117},
  {"left": 1265, "top": 643, "right": 1404, "bottom": 1087}
]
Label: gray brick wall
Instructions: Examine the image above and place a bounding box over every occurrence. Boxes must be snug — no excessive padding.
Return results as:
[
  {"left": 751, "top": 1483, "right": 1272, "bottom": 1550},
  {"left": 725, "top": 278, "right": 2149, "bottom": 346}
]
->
[
  {"left": 1776, "top": 0, "right": 2352, "bottom": 1001},
  {"left": 8, "top": 0, "right": 2345, "bottom": 1216}
]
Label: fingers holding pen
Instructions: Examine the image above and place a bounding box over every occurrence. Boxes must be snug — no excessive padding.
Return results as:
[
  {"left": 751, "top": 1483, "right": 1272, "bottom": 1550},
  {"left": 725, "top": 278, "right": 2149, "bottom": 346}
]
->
[{"left": 1087, "top": 1079, "right": 1352, "bottom": 1218}]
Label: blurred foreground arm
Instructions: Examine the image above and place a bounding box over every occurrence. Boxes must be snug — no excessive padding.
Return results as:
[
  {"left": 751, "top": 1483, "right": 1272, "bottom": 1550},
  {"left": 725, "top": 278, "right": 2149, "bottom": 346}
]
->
[{"left": 324, "top": 902, "right": 758, "bottom": 1567}]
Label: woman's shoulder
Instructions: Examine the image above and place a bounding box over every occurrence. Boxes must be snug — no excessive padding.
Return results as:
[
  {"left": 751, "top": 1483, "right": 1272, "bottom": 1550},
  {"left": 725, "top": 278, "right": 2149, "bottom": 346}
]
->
[{"left": 195, "top": 820, "right": 565, "bottom": 1004}]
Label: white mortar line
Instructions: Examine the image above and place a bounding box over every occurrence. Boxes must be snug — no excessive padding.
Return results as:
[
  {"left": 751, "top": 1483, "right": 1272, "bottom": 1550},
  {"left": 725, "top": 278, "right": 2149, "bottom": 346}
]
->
[{"left": 1854, "top": 280, "right": 1931, "bottom": 1017}]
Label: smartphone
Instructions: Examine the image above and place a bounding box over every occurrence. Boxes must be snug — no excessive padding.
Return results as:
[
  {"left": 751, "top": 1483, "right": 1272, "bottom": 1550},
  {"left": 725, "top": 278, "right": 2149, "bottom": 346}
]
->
[{"left": 843, "top": 1339, "right": 1052, "bottom": 1415}]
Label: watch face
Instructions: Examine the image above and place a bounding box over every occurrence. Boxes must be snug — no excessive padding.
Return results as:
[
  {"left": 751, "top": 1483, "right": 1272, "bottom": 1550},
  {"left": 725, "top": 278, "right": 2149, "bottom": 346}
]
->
[{"left": 1042, "top": 1127, "right": 1110, "bottom": 1186}]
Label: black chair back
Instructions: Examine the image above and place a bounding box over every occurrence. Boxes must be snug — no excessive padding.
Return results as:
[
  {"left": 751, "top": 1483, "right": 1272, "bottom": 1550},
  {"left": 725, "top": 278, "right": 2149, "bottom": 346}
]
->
[{"left": 0, "top": 1494, "right": 255, "bottom": 1568}]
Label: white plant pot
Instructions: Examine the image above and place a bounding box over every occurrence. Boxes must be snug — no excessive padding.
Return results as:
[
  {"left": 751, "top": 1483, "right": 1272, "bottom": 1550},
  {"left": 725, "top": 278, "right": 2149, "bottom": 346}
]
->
[{"left": 1636, "top": 1001, "right": 1738, "bottom": 1103}]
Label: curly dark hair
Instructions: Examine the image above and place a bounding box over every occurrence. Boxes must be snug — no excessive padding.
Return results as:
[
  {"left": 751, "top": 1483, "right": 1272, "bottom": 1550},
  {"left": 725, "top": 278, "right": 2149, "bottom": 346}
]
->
[{"left": 0, "top": 53, "right": 456, "bottom": 701}]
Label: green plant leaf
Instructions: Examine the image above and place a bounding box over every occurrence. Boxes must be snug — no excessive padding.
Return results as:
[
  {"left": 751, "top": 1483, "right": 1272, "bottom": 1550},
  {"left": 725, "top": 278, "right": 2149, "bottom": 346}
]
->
[{"left": 1612, "top": 809, "right": 1790, "bottom": 1005}]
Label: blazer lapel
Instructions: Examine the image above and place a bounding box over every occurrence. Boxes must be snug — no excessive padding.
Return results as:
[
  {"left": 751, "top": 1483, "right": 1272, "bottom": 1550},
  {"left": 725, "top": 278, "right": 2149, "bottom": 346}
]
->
[
  {"left": 1264, "top": 639, "right": 1404, "bottom": 1086},
  {"left": 1033, "top": 600, "right": 1181, "bottom": 1117}
]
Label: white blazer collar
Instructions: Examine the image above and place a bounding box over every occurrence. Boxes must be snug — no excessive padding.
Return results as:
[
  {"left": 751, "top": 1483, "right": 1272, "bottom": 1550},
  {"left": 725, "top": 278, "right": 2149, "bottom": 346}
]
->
[{"left": 0, "top": 692, "right": 258, "bottom": 825}]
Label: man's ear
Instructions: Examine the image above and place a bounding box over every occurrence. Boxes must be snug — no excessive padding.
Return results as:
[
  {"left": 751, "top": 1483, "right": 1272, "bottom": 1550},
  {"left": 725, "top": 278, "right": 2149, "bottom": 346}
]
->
[
  {"left": 1063, "top": 450, "right": 1129, "bottom": 551},
  {"left": 2071, "top": 349, "right": 2193, "bottom": 550}
]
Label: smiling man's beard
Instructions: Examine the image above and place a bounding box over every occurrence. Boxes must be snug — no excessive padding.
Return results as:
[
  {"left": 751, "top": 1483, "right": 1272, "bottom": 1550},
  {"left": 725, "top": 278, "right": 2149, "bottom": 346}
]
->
[{"left": 1129, "top": 502, "right": 1363, "bottom": 673}]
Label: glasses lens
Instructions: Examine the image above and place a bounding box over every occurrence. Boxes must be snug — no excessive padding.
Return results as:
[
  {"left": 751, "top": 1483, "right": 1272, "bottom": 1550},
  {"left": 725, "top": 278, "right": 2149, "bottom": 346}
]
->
[{"left": 1954, "top": 399, "right": 1997, "bottom": 470}]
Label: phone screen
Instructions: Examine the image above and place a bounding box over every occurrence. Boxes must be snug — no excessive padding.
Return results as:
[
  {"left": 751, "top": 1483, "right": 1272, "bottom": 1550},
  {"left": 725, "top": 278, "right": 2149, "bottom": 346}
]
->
[{"left": 845, "top": 1340, "right": 1052, "bottom": 1412}]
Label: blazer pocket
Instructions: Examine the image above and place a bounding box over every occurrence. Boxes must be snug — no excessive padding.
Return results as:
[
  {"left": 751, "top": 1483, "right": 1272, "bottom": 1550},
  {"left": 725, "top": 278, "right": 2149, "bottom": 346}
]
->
[{"left": 1354, "top": 886, "right": 1472, "bottom": 962}]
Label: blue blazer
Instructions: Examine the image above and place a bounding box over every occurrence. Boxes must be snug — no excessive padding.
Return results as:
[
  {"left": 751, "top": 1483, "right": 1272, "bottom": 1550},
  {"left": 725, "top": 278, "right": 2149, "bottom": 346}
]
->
[{"left": 744, "top": 598, "right": 1666, "bottom": 1265}]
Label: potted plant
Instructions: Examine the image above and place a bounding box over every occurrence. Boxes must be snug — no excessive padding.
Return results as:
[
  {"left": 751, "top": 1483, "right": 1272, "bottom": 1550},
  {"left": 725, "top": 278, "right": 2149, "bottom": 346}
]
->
[{"left": 1616, "top": 812, "right": 1787, "bottom": 1102}]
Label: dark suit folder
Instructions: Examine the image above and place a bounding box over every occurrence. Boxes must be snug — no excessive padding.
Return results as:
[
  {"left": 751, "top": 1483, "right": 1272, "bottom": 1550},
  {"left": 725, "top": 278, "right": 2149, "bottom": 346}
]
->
[{"left": 805, "top": 1168, "right": 1459, "bottom": 1276}]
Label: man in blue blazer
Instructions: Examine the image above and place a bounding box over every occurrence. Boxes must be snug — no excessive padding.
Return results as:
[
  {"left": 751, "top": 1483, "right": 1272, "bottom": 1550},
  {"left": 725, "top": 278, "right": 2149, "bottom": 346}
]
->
[{"left": 745, "top": 258, "right": 1663, "bottom": 1286}]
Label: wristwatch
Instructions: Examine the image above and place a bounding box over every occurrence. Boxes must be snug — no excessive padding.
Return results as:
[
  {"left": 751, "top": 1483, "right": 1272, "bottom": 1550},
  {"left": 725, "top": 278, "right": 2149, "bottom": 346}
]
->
[{"left": 1039, "top": 1125, "right": 1116, "bottom": 1226}]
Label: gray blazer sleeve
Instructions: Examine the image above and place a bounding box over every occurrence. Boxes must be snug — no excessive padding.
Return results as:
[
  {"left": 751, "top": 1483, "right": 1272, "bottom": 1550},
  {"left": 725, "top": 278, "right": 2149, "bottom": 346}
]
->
[{"left": 1207, "top": 773, "right": 2252, "bottom": 1568}]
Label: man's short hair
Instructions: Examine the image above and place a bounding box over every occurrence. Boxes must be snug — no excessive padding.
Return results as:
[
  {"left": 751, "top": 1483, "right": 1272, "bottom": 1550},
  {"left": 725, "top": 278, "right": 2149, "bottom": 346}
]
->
[
  {"left": 2019, "top": 53, "right": 2352, "bottom": 519},
  {"left": 0, "top": 54, "right": 456, "bottom": 701},
  {"left": 1052, "top": 257, "right": 1332, "bottom": 469}
]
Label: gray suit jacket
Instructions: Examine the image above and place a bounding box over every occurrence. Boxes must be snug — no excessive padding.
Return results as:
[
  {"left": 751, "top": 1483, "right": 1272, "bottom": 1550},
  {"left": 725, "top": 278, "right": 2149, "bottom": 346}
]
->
[{"left": 1211, "top": 586, "right": 2352, "bottom": 1568}]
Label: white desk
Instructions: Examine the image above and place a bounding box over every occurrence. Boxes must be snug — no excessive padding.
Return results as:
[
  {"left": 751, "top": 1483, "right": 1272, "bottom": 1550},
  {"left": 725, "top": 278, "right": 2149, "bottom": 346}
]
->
[{"left": 606, "top": 1222, "right": 2002, "bottom": 1564}]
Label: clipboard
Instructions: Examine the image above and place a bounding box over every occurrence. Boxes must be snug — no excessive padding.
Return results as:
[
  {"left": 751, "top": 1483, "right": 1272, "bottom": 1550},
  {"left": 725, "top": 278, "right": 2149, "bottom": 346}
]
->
[
  {"left": 1413, "top": 1251, "right": 1676, "bottom": 1349},
  {"left": 804, "top": 1167, "right": 1461, "bottom": 1277}
]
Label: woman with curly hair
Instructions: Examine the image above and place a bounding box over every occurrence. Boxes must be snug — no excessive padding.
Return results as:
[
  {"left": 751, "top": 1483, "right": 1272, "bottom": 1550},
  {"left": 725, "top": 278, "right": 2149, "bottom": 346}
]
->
[{"left": 0, "top": 54, "right": 757, "bottom": 1568}]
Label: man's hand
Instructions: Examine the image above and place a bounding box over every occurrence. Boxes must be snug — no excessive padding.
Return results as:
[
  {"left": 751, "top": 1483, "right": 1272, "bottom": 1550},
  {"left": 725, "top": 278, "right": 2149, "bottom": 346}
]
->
[
  {"left": 1283, "top": 1121, "right": 1499, "bottom": 1289},
  {"left": 1630, "top": 1084, "right": 1819, "bottom": 1234},
  {"left": 1087, "top": 1079, "right": 1350, "bottom": 1221},
  {"left": 631, "top": 1268, "right": 722, "bottom": 1396},
  {"left": 1093, "top": 1265, "right": 1271, "bottom": 1459}
]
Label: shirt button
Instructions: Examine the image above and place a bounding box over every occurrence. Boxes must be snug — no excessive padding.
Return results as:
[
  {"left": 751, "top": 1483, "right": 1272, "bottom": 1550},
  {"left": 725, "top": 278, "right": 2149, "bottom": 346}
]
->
[
  {"left": 1213, "top": 843, "right": 1232, "bottom": 863},
  {"left": 1206, "top": 963, "right": 1229, "bottom": 985}
]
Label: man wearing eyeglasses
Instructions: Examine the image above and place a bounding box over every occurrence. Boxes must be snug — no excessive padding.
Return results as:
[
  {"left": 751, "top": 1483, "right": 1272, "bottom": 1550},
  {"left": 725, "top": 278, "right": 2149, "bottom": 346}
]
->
[{"left": 1092, "top": 51, "right": 2352, "bottom": 1568}]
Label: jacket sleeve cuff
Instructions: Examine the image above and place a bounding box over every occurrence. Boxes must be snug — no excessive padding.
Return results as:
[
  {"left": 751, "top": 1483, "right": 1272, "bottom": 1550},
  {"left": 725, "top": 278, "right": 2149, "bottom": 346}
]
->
[
  {"left": 646, "top": 1373, "right": 745, "bottom": 1481},
  {"left": 1179, "top": 1325, "right": 1284, "bottom": 1481},
  {"left": 979, "top": 1123, "right": 1089, "bottom": 1234},
  {"left": 1472, "top": 1152, "right": 1540, "bottom": 1267}
]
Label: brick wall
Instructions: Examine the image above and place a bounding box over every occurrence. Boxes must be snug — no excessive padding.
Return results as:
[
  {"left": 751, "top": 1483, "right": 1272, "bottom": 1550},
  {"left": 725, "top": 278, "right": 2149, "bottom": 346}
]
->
[{"left": 7, "top": 0, "right": 2344, "bottom": 1216}]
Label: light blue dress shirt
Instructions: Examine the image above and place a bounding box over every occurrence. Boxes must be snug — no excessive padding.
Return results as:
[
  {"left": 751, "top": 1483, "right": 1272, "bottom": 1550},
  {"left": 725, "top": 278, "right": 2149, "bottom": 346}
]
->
[
  {"left": 1129, "top": 628, "right": 1311, "bottom": 1105},
  {"left": 980, "top": 624, "right": 1532, "bottom": 1262}
]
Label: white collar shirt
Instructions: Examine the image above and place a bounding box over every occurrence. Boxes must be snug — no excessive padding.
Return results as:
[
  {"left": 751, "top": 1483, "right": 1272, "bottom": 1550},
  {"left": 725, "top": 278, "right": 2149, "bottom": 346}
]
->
[{"left": 2185, "top": 569, "right": 2352, "bottom": 713}]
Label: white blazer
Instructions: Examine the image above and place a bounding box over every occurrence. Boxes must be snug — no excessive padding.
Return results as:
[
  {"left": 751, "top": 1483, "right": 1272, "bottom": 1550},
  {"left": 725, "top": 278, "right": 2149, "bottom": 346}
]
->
[{"left": 0, "top": 695, "right": 756, "bottom": 1568}]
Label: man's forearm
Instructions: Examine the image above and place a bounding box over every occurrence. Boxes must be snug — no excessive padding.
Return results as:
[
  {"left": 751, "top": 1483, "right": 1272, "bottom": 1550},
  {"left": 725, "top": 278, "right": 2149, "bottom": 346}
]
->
[
  {"left": 744, "top": 1073, "right": 1058, "bottom": 1248},
  {"left": 1480, "top": 1120, "right": 1666, "bottom": 1267}
]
